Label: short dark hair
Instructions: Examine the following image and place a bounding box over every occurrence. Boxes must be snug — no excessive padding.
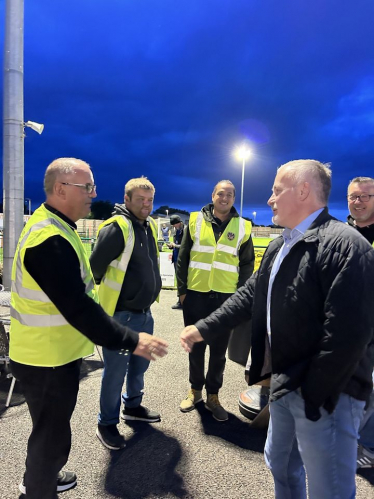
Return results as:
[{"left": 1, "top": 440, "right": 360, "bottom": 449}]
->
[{"left": 212, "top": 180, "right": 236, "bottom": 196}]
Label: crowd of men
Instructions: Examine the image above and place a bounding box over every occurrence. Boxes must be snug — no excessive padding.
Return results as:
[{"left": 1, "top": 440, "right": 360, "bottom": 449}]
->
[{"left": 8, "top": 157, "right": 374, "bottom": 499}]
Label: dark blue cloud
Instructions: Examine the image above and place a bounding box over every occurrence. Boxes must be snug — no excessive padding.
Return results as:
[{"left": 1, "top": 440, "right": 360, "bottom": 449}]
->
[{"left": 1, "top": 0, "right": 374, "bottom": 225}]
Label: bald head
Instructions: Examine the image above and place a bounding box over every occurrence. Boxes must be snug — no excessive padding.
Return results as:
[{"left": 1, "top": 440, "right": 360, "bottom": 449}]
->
[
  {"left": 44, "top": 158, "right": 92, "bottom": 194},
  {"left": 44, "top": 157, "right": 97, "bottom": 222}
]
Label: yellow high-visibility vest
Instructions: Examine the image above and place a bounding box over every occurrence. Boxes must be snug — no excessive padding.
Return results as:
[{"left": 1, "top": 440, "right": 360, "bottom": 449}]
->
[
  {"left": 187, "top": 212, "right": 252, "bottom": 293},
  {"left": 10, "top": 204, "right": 98, "bottom": 367},
  {"left": 97, "top": 215, "right": 159, "bottom": 316}
]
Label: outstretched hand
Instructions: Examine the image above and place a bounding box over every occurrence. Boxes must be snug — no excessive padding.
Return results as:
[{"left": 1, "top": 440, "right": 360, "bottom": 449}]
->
[
  {"left": 180, "top": 325, "right": 204, "bottom": 353},
  {"left": 133, "top": 333, "right": 168, "bottom": 360}
]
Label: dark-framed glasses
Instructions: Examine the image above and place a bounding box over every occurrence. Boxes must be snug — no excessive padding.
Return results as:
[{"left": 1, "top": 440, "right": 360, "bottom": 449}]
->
[
  {"left": 347, "top": 194, "right": 374, "bottom": 202},
  {"left": 61, "top": 182, "right": 96, "bottom": 194}
]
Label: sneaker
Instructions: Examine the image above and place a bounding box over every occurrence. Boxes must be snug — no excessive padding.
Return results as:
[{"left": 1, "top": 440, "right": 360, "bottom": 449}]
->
[
  {"left": 171, "top": 301, "right": 183, "bottom": 309},
  {"left": 121, "top": 405, "right": 161, "bottom": 422},
  {"left": 205, "top": 393, "right": 229, "bottom": 421},
  {"left": 180, "top": 388, "right": 203, "bottom": 412},
  {"left": 357, "top": 444, "right": 374, "bottom": 468},
  {"left": 19, "top": 470, "right": 77, "bottom": 494},
  {"left": 96, "top": 424, "right": 126, "bottom": 450}
]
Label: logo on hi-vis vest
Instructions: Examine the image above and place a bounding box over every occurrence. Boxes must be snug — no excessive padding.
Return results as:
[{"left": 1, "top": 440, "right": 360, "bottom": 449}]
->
[{"left": 227, "top": 232, "right": 235, "bottom": 241}]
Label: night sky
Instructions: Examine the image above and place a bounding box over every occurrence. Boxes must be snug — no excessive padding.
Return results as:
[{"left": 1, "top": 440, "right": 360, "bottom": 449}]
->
[{"left": 1, "top": 1, "right": 374, "bottom": 225}]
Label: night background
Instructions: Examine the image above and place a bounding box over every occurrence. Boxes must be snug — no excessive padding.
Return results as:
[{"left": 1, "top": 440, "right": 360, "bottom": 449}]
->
[{"left": 1, "top": 1, "right": 374, "bottom": 225}]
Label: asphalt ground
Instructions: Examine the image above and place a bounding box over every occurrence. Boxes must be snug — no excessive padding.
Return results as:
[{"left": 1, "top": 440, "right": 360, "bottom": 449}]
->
[{"left": 0, "top": 290, "right": 373, "bottom": 498}]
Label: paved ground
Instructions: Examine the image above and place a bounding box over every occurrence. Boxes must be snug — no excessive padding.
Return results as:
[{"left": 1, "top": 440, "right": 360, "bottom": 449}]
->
[{"left": 0, "top": 290, "right": 373, "bottom": 498}]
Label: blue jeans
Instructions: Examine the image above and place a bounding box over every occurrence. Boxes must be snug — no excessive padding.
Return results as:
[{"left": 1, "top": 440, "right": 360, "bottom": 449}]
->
[
  {"left": 358, "top": 372, "right": 374, "bottom": 451},
  {"left": 265, "top": 390, "right": 365, "bottom": 499},
  {"left": 98, "top": 309, "right": 154, "bottom": 426}
]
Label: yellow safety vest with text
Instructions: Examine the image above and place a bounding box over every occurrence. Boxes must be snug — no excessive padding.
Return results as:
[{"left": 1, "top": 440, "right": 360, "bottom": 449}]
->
[
  {"left": 187, "top": 212, "right": 252, "bottom": 293},
  {"left": 10, "top": 204, "right": 98, "bottom": 367},
  {"left": 98, "top": 215, "right": 159, "bottom": 316}
]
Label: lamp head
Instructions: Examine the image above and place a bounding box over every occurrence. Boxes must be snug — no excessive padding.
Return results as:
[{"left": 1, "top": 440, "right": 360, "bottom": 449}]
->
[
  {"left": 24, "top": 121, "right": 44, "bottom": 134},
  {"left": 234, "top": 144, "right": 251, "bottom": 161}
]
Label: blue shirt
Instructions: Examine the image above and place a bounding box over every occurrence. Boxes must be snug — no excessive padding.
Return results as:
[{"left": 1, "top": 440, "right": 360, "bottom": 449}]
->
[{"left": 266, "top": 208, "right": 324, "bottom": 343}]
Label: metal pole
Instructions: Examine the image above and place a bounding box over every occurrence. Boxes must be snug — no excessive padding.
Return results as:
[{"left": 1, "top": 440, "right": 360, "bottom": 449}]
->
[
  {"left": 240, "top": 158, "right": 245, "bottom": 217},
  {"left": 3, "top": 0, "right": 24, "bottom": 290}
]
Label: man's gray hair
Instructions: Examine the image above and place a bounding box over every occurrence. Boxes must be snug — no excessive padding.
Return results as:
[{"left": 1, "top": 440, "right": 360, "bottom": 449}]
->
[
  {"left": 348, "top": 176, "right": 374, "bottom": 192},
  {"left": 44, "top": 158, "right": 91, "bottom": 195},
  {"left": 279, "top": 159, "right": 332, "bottom": 204}
]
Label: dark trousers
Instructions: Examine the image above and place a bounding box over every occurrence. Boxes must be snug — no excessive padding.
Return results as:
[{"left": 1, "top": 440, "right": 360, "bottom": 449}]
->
[
  {"left": 10, "top": 359, "right": 82, "bottom": 499},
  {"left": 182, "top": 290, "right": 232, "bottom": 393}
]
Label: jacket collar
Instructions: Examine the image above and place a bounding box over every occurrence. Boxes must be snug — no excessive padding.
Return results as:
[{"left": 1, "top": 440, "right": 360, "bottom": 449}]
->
[{"left": 302, "top": 207, "right": 332, "bottom": 242}]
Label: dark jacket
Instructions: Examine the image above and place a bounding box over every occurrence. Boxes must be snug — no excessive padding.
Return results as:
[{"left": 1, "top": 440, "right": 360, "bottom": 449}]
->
[
  {"left": 176, "top": 203, "right": 255, "bottom": 295},
  {"left": 196, "top": 209, "right": 374, "bottom": 420},
  {"left": 347, "top": 215, "right": 374, "bottom": 245},
  {"left": 171, "top": 225, "right": 184, "bottom": 264},
  {"left": 90, "top": 204, "right": 162, "bottom": 311}
]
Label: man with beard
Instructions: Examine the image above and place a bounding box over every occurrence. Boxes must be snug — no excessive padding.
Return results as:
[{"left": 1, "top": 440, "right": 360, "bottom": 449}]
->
[{"left": 90, "top": 177, "right": 162, "bottom": 450}]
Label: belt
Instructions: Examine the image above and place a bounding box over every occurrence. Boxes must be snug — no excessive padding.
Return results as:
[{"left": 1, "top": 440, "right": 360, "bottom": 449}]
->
[{"left": 123, "top": 307, "right": 150, "bottom": 314}]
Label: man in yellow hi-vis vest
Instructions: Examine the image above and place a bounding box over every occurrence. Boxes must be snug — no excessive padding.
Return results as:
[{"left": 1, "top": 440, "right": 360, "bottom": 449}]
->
[
  {"left": 10, "top": 160, "right": 168, "bottom": 499},
  {"left": 176, "top": 180, "right": 254, "bottom": 421},
  {"left": 90, "top": 177, "right": 162, "bottom": 451}
]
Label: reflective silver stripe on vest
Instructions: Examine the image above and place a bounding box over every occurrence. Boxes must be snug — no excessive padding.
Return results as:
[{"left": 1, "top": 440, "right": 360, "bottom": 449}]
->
[
  {"left": 13, "top": 216, "right": 93, "bottom": 302},
  {"left": 101, "top": 217, "right": 135, "bottom": 291},
  {"left": 216, "top": 243, "right": 237, "bottom": 255},
  {"left": 237, "top": 218, "right": 246, "bottom": 249},
  {"left": 190, "top": 244, "right": 215, "bottom": 254},
  {"left": 101, "top": 277, "right": 122, "bottom": 292},
  {"left": 212, "top": 261, "right": 239, "bottom": 273},
  {"left": 85, "top": 279, "right": 95, "bottom": 294},
  {"left": 11, "top": 306, "right": 69, "bottom": 326},
  {"left": 189, "top": 260, "right": 212, "bottom": 271},
  {"left": 11, "top": 281, "right": 51, "bottom": 302},
  {"left": 190, "top": 212, "right": 204, "bottom": 253},
  {"left": 108, "top": 219, "right": 135, "bottom": 273}
]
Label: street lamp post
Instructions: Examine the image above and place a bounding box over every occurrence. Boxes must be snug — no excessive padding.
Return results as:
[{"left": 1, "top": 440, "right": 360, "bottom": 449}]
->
[
  {"left": 234, "top": 144, "right": 251, "bottom": 217},
  {"left": 25, "top": 198, "right": 31, "bottom": 215}
]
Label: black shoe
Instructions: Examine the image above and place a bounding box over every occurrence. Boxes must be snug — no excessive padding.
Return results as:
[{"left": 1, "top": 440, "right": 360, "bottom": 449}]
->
[
  {"left": 19, "top": 470, "right": 77, "bottom": 494},
  {"left": 171, "top": 301, "right": 182, "bottom": 309},
  {"left": 96, "top": 424, "right": 126, "bottom": 450},
  {"left": 121, "top": 405, "right": 161, "bottom": 422}
]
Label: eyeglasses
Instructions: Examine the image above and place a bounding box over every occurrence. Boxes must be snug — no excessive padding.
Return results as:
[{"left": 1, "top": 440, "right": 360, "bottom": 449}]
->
[
  {"left": 61, "top": 182, "right": 96, "bottom": 194},
  {"left": 347, "top": 194, "right": 374, "bottom": 202}
]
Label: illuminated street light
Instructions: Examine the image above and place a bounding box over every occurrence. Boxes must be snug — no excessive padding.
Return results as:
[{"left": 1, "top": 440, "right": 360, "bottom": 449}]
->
[
  {"left": 234, "top": 144, "right": 252, "bottom": 217},
  {"left": 252, "top": 211, "right": 257, "bottom": 224}
]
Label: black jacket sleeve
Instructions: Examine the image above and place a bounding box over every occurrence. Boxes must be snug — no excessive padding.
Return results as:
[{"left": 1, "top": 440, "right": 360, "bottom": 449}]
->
[
  {"left": 238, "top": 235, "right": 255, "bottom": 287},
  {"left": 24, "top": 235, "right": 139, "bottom": 351},
  {"left": 176, "top": 226, "right": 193, "bottom": 295},
  {"left": 89, "top": 222, "right": 124, "bottom": 284},
  {"left": 195, "top": 273, "right": 256, "bottom": 343}
]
